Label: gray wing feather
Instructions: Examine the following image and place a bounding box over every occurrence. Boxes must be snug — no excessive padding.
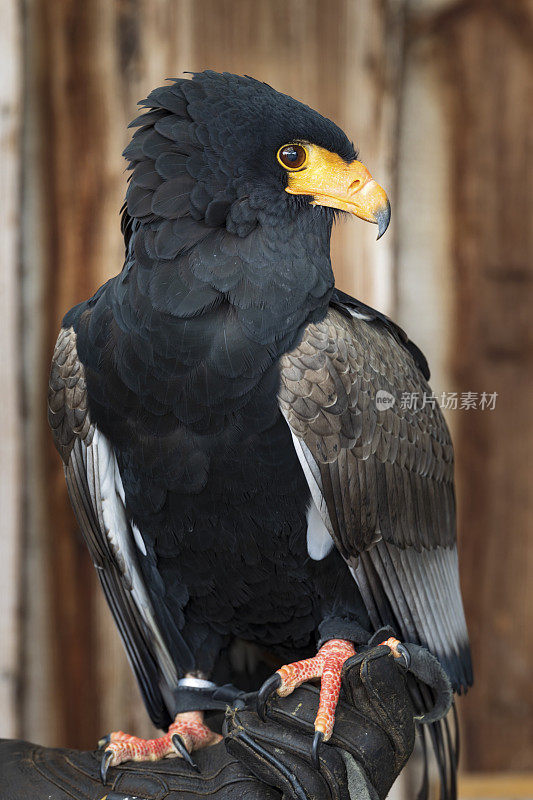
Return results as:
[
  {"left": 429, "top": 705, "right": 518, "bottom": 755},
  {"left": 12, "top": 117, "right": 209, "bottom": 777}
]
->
[
  {"left": 279, "top": 308, "right": 472, "bottom": 691},
  {"left": 48, "top": 326, "right": 178, "bottom": 728}
]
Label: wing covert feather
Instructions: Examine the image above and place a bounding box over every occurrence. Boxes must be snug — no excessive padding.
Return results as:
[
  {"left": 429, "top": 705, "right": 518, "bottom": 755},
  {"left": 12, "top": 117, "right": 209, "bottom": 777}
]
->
[
  {"left": 280, "top": 306, "right": 472, "bottom": 691},
  {"left": 280, "top": 308, "right": 455, "bottom": 554}
]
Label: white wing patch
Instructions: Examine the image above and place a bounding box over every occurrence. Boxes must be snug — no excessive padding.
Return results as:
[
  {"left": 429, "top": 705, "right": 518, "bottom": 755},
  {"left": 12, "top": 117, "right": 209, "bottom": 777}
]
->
[
  {"left": 346, "top": 308, "right": 373, "bottom": 321},
  {"left": 307, "top": 499, "right": 334, "bottom": 560},
  {"left": 132, "top": 522, "right": 147, "bottom": 556},
  {"left": 83, "top": 427, "right": 177, "bottom": 686},
  {"left": 283, "top": 421, "right": 336, "bottom": 560},
  {"left": 286, "top": 427, "right": 330, "bottom": 517}
]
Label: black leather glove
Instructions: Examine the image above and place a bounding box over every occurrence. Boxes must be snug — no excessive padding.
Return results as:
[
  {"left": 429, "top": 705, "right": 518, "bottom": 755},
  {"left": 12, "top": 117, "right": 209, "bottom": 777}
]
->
[
  {"left": 0, "top": 736, "right": 273, "bottom": 800},
  {"left": 225, "top": 639, "right": 452, "bottom": 800}
]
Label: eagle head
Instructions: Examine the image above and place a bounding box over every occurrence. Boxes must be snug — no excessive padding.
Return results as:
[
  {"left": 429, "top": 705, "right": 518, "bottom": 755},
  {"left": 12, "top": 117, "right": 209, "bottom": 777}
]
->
[
  {"left": 124, "top": 71, "right": 390, "bottom": 240},
  {"left": 122, "top": 72, "right": 390, "bottom": 330}
]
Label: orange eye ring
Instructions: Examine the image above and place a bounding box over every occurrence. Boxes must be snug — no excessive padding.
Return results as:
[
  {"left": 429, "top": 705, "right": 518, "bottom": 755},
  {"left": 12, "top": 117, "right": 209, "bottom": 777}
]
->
[{"left": 277, "top": 143, "right": 308, "bottom": 171}]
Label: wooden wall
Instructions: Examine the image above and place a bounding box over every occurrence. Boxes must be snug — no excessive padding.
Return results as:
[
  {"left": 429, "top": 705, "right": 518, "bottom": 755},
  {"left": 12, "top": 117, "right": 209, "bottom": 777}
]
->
[
  {"left": 0, "top": 0, "right": 22, "bottom": 741},
  {"left": 397, "top": 0, "right": 533, "bottom": 770},
  {"left": 440, "top": 3, "right": 533, "bottom": 770},
  {"left": 1, "top": 0, "right": 531, "bottom": 775}
]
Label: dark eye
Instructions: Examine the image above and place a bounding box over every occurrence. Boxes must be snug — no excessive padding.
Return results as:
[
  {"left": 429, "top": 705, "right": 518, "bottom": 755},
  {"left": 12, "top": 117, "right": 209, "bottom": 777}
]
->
[{"left": 277, "top": 144, "right": 307, "bottom": 170}]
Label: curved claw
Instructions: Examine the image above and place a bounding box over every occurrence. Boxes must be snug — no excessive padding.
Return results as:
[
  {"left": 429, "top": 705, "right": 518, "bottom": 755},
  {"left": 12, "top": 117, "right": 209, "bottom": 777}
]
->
[
  {"left": 311, "top": 731, "right": 324, "bottom": 772},
  {"left": 97, "top": 733, "right": 110, "bottom": 750},
  {"left": 100, "top": 749, "right": 114, "bottom": 784},
  {"left": 257, "top": 673, "right": 282, "bottom": 722},
  {"left": 396, "top": 643, "right": 411, "bottom": 669},
  {"left": 171, "top": 733, "right": 199, "bottom": 772}
]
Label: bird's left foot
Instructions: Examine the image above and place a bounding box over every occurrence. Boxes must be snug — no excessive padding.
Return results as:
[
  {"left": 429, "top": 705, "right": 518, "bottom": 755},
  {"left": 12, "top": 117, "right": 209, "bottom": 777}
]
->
[
  {"left": 99, "top": 710, "right": 221, "bottom": 783},
  {"left": 257, "top": 637, "right": 403, "bottom": 767}
]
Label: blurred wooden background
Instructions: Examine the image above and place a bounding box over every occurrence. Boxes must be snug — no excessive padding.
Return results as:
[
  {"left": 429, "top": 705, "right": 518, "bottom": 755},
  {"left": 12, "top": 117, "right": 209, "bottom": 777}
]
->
[{"left": 1, "top": 0, "right": 532, "bottom": 783}]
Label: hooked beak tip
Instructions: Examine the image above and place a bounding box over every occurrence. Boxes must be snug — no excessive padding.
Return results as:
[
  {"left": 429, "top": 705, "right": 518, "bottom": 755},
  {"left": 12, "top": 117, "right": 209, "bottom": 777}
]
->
[{"left": 376, "top": 200, "right": 391, "bottom": 240}]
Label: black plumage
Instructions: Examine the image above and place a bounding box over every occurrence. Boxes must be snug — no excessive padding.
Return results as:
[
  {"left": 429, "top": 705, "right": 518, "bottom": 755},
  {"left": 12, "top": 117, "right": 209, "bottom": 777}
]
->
[{"left": 49, "top": 71, "right": 471, "bottom": 792}]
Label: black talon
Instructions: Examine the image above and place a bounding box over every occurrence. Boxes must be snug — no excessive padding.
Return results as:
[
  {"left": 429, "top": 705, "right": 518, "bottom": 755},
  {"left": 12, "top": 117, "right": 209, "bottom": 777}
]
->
[
  {"left": 172, "top": 733, "right": 199, "bottom": 772},
  {"left": 97, "top": 733, "right": 110, "bottom": 750},
  {"left": 100, "top": 749, "right": 114, "bottom": 784},
  {"left": 396, "top": 643, "right": 411, "bottom": 669},
  {"left": 312, "top": 731, "right": 324, "bottom": 772},
  {"left": 257, "top": 673, "right": 282, "bottom": 721}
]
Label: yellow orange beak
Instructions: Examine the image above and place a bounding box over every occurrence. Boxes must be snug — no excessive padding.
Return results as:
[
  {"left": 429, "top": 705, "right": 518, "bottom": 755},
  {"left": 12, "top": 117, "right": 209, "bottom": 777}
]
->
[{"left": 285, "top": 144, "right": 391, "bottom": 238}]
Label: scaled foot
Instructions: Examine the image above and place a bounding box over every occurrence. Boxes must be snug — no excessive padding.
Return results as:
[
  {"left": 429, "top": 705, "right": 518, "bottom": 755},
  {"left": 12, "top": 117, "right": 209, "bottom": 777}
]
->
[
  {"left": 99, "top": 710, "right": 221, "bottom": 783},
  {"left": 257, "top": 637, "right": 403, "bottom": 767}
]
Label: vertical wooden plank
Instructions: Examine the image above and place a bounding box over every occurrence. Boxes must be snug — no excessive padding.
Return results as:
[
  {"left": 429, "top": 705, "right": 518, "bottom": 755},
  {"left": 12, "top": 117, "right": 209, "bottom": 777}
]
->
[
  {"left": 436, "top": 3, "right": 533, "bottom": 771},
  {"left": 20, "top": 0, "right": 61, "bottom": 747},
  {"left": 22, "top": 0, "right": 115, "bottom": 748},
  {"left": 0, "top": 0, "right": 22, "bottom": 740},
  {"left": 335, "top": 0, "right": 406, "bottom": 313},
  {"left": 396, "top": 15, "right": 454, "bottom": 395},
  {"left": 394, "top": 10, "right": 456, "bottom": 794},
  {"left": 397, "top": 0, "right": 533, "bottom": 774}
]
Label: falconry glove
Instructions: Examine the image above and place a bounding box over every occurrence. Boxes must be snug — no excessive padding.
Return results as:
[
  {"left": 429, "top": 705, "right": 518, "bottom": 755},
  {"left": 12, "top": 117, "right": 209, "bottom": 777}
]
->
[
  {"left": 0, "top": 736, "right": 276, "bottom": 800},
  {"left": 225, "top": 638, "right": 453, "bottom": 800}
]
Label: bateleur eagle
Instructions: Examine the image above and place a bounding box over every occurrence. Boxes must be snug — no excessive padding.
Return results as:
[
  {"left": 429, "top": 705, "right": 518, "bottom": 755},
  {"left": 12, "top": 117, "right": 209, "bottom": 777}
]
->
[{"left": 48, "top": 71, "right": 472, "bottom": 792}]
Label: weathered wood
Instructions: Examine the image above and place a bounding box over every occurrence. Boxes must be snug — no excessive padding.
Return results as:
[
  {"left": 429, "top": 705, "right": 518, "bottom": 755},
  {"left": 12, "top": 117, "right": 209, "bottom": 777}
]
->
[
  {"left": 433, "top": 1, "right": 533, "bottom": 771},
  {"left": 335, "top": 0, "right": 406, "bottom": 313},
  {"left": 395, "top": 26, "right": 454, "bottom": 394},
  {"left": 0, "top": 0, "right": 22, "bottom": 740},
  {"left": 459, "top": 772, "right": 533, "bottom": 798}
]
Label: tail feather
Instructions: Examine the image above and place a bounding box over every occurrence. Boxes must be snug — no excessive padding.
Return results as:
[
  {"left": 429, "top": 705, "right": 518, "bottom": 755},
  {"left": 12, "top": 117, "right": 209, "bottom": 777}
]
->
[{"left": 409, "top": 676, "right": 459, "bottom": 800}]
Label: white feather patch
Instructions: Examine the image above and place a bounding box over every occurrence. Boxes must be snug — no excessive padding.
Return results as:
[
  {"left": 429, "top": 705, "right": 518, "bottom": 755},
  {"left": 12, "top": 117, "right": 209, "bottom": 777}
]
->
[
  {"left": 307, "top": 499, "right": 334, "bottom": 560},
  {"left": 346, "top": 308, "right": 373, "bottom": 321},
  {"left": 132, "top": 522, "right": 147, "bottom": 556}
]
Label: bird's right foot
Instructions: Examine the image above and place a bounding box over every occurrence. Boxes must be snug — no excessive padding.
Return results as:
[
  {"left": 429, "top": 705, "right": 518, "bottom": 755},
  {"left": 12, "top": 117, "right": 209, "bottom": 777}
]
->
[{"left": 99, "top": 710, "right": 221, "bottom": 783}]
